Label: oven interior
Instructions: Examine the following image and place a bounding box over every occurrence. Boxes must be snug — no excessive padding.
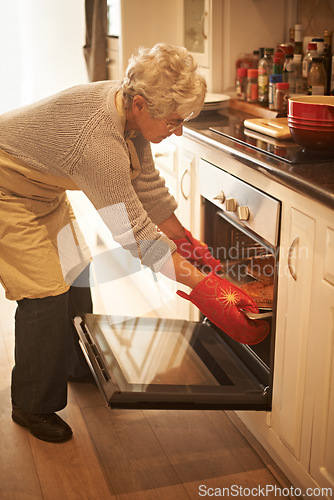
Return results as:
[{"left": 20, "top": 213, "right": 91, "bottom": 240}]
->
[{"left": 203, "top": 198, "right": 278, "bottom": 385}]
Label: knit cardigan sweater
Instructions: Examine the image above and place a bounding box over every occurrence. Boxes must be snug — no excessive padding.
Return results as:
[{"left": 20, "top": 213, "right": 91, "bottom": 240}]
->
[{"left": 0, "top": 81, "right": 178, "bottom": 271}]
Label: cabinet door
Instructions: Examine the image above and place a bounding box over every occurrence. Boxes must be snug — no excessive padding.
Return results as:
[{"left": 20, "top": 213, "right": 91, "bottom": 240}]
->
[
  {"left": 184, "top": 0, "right": 210, "bottom": 68},
  {"left": 177, "top": 149, "right": 200, "bottom": 321},
  {"left": 309, "top": 225, "right": 334, "bottom": 494},
  {"left": 272, "top": 208, "right": 315, "bottom": 461},
  {"left": 150, "top": 141, "right": 193, "bottom": 321},
  {"left": 106, "top": 37, "right": 120, "bottom": 80},
  {"left": 183, "top": 0, "right": 223, "bottom": 92}
]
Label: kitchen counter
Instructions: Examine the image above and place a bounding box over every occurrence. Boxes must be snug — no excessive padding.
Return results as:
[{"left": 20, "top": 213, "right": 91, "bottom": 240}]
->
[{"left": 184, "top": 109, "right": 334, "bottom": 210}]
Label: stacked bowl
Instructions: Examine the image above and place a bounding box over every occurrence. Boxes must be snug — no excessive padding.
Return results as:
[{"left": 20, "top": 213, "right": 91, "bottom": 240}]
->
[{"left": 288, "top": 96, "right": 334, "bottom": 152}]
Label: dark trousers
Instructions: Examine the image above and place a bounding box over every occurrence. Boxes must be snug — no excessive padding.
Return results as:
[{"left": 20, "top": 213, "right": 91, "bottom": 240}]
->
[{"left": 11, "top": 269, "right": 93, "bottom": 414}]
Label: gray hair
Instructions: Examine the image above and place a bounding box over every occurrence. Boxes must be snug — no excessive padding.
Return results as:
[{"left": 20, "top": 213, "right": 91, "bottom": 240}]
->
[{"left": 122, "top": 43, "right": 207, "bottom": 119}]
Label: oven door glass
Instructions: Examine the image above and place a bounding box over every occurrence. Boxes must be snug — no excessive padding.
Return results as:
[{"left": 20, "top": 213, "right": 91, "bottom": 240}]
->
[{"left": 74, "top": 313, "right": 270, "bottom": 410}]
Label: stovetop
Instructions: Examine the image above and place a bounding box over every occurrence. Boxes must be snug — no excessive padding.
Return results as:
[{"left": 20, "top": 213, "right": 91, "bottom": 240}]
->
[
  {"left": 209, "top": 116, "right": 334, "bottom": 165},
  {"left": 185, "top": 110, "right": 334, "bottom": 209}
]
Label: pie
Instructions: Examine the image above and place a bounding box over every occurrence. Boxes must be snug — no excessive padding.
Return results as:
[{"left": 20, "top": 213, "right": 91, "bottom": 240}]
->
[
  {"left": 247, "top": 255, "right": 275, "bottom": 281},
  {"left": 240, "top": 280, "right": 274, "bottom": 308}
]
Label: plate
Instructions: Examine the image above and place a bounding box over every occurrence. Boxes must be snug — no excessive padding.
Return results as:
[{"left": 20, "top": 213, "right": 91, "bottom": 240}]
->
[{"left": 203, "top": 93, "right": 230, "bottom": 111}]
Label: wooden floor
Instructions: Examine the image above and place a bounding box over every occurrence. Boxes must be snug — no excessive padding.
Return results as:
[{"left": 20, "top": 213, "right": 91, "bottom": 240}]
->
[{"left": 0, "top": 290, "right": 296, "bottom": 500}]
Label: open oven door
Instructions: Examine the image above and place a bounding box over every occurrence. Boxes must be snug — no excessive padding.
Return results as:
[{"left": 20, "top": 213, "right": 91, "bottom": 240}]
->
[{"left": 73, "top": 313, "right": 271, "bottom": 411}]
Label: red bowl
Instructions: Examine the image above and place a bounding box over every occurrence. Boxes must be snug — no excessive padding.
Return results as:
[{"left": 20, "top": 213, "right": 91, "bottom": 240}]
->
[
  {"left": 288, "top": 126, "right": 334, "bottom": 151},
  {"left": 288, "top": 119, "right": 334, "bottom": 131},
  {"left": 288, "top": 96, "right": 334, "bottom": 121},
  {"left": 288, "top": 114, "right": 334, "bottom": 124},
  {"left": 288, "top": 115, "right": 334, "bottom": 127}
]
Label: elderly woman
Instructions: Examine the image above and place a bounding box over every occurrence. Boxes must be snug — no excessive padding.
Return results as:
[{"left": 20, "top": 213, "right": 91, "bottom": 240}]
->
[{"left": 0, "top": 43, "right": 268, "bottom": 443}]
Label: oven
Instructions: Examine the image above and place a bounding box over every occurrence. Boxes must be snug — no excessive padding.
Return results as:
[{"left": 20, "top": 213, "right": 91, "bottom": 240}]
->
[
  {"left": 73, "top": 157, "right": 280, "bottom": 412},
  {"left": 199, "top": 158, "right": 281, "bottom": 396}
]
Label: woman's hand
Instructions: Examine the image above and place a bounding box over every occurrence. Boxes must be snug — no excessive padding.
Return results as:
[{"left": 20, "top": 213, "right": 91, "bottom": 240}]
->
[
  {"left": 158, "top": 215, "right": 221, "bottom": 273},
  {"left": 172, "top": 228, "right": 221, "bottom": 273},
  {"left": 177, "top": 272, "right": 269, "bottom": 345}
]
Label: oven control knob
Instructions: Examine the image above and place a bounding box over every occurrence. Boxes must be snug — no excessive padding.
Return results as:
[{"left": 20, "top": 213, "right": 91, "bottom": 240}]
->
[
  {"left": 225, "top": 198, "right": 237, "bottom": 212},
  {"left": 237, "top": 206, "right": 250, "bottom": 221},
  {"left": 213, "top": 191, "right": 225, "bottom": 203}
]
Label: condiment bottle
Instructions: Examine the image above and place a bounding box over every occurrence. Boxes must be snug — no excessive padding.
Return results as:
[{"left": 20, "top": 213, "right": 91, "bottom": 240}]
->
[
  {"left": 294, "top": 24, "right": 303, "bottom": 56},
  {"left": 289, "top": 27, "right": 295, "bottom": 45},
  {"left": 258, "top": 48, "right": 274, "bottom": 106},
  {"left": 283, "top": 54, "right": 295, "bottom": 93},
  {"left": 246, "top": 69, "right": 258, "bottom": 103},
  {"left": 312, "top": 37, "right": 324, "bottom": 56},
  {"left": 294, "top": 54, "right": 304, "bottom": 94},
  {"left": 331, "top": 55, "right": 334, "bottom": 95},
  {"left": 276, "top": 82, "right": 289, "bottom": 115},
  {"left": 307, "top": 57, "right": 327, "bottom": 95},
  {"left": 323, "top": 30, "right": 333, "bottom": 94},
  {"left": 236, "top": 67, "right": 247, "bottom": 100},
  {"left": 269, "top": 74, "right": 282, "bottom": 110},
  {"left": 302, "top": 43, "right": 319, "bottom": 80},
  {"left": 273, "top": 56, "right": 283, "bottom": 75},
  {"left": 252, "top": 50, "right": 260, "bottom": 68}
]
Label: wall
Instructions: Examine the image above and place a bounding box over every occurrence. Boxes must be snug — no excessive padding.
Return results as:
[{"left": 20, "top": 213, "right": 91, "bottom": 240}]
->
[
  {"left": 299, "top": 0, "right": 334, "bottom": 37},
  {"left": 0, "top": 0, "right": 88, "bottom": 114},
  {"left": 220, "top": 0, "right": 334, "bottom": 91},
  {"left": 222, "top": 0, "right": 298, "bottom": 91}
]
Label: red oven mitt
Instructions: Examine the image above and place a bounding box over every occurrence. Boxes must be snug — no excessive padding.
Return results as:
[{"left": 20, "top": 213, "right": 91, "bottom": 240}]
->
[
  {"left": 173, "top": 228, "right": 222, "bottom": 272},
  {"left": 176, "top": 272, "right": 269, "bottom": 345}
]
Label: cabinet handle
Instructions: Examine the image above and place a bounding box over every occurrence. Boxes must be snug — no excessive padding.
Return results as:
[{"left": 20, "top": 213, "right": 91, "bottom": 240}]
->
[
  {"left": 201, "top": 11, "right": 208, "bottom": 40},
  {"left": 288, "top": 236, "right": 299, "bottom": 281},
  {"left": 180, "top": 169, "right": 190, "bottom": 200}
]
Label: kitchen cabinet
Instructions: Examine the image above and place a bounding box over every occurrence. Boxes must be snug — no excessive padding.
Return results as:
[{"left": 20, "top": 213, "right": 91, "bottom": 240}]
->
[
  {"left": 271, "top": 208, "right": 316, "bottom": 463},
  {"left": 167, "top": 127, "right": 334, "bottom": 496},
  {"left": 269, "top": 199, "right": 334, "bottom": 496},
  {"left": 106, "top": 36, "right": 120, "bottom": 80},
  {"left": 182, "top": 0, "right": 223, "bottom": 92},
  {"left": 177, "top": 148, "right": 201, "bottom": 240},
  {"left": 308, "top": 225, "right": 334, "bottom": 493},
  {"left": 231, "top": 181, "right": 334, "bottom": 497},
  {"left": 105, "top": 0, "right": 296, "bottom": 93},
  {"left": 151, "top": 139, "right": 200, "bottom": 321}
]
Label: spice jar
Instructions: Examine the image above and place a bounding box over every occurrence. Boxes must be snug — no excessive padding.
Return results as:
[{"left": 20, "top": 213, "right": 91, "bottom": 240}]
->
[
  {"left": 246, "top": 69, "right": 258, "bottom": 103},
  {"left": 236, "top": 67, "right": 247, "bottom": 100},
  {"left": 276, "top": 82, "right": 289, "bottom": 115},
  {"left": 283, "top": 54, "right": 296, "bottom": 93}
]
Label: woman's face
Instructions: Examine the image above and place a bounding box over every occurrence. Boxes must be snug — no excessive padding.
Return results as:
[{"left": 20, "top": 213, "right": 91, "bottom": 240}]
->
[{"left": 130, "top": 96, "right": 185, "bottom": 143}]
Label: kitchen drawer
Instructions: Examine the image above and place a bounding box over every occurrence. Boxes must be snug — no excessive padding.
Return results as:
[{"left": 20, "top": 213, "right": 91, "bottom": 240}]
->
[{"left": 106, "top": 36, "right": 119, "bottom": 52}]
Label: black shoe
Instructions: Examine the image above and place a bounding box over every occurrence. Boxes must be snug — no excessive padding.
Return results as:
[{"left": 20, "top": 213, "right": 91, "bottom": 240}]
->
[{"left": 12, "top": 404, "right": 73, "bottom": 443}]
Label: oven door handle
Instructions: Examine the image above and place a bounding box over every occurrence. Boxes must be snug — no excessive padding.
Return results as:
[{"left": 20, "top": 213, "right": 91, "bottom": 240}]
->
[
  {"left": 240, "top": 309, "right": 273, "bottom": 320},
  {"left": 288, "top": 235, "right": 299, "bottom": 281}
]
